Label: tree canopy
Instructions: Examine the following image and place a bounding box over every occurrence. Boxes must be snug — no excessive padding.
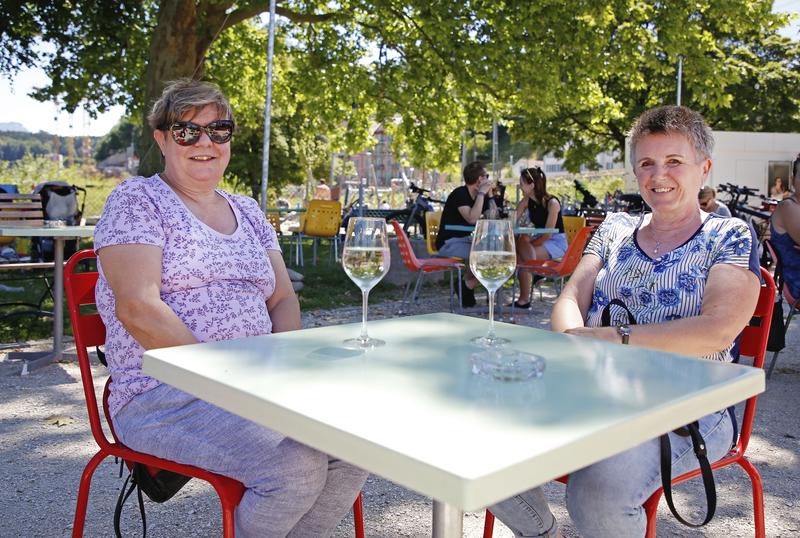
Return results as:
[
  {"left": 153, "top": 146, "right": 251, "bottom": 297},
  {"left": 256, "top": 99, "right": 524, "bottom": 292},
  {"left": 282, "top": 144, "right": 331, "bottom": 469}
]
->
[{"left": 2, "top": 0, "right": 797, "bottom": 194}]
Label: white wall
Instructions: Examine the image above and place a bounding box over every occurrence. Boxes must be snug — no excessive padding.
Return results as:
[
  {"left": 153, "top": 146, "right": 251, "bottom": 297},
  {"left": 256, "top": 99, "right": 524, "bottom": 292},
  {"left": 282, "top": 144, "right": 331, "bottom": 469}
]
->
[{"left": 624, "top": 131, "right": 800, "bottom": 193}]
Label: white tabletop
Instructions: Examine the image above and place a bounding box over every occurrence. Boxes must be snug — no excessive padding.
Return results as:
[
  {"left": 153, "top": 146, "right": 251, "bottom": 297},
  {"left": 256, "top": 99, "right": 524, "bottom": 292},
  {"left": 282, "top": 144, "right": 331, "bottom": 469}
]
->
[
  {"left": 0, "top": 225, "right": 95, "bottom": 237},
  {"left": 143, "top": 313, "right": 763, "bottom": 512}
]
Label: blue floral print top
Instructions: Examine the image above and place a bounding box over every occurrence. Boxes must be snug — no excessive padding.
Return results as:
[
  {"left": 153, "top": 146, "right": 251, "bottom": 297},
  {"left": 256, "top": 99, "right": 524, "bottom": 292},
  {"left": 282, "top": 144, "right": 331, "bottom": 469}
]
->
[{"left": 584, "top": 212, "right": 756, "bottom": 362}]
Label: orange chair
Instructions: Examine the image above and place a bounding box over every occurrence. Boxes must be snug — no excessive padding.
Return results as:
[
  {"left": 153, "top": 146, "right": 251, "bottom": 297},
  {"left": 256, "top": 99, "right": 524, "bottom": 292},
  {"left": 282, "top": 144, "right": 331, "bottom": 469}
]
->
[
  {"left": 64, "top": 250, "right": 365, "bottom": 538},
  {"left": 484, "top": 268, "right": 775, "bottom": 538},
  {"left": 512, "top": 225, "right": 593, "bottom": 310},
  {"left": 390, "top": 220, "right": 464, "bottom": 313},
  {"left": 763, "top": 239, "right": 799, "bottom": 378}
]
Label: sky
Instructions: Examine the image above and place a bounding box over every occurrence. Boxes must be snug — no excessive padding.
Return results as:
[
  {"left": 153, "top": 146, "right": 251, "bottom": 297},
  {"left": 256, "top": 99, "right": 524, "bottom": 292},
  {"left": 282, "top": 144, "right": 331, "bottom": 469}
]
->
[{"left": 1, "top": 2, "right": 798, "bottom": 138}]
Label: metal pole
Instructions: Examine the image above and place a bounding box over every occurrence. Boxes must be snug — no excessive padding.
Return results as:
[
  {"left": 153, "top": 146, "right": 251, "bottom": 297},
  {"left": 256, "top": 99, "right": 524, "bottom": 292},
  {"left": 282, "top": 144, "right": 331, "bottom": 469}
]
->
[
  {"left": 260, "top": 0, "right": 277, "bottom": 211},
  {"left": 676, "top": 56, "right": 683, "bottom": 107},
  {"left": 492, "top": 118, "right": 499, "bottom": 179}
]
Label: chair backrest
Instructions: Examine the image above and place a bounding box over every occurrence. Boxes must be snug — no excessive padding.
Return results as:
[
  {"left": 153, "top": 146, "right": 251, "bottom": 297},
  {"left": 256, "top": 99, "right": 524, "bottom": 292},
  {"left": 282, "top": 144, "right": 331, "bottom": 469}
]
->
[
  {"left": 582, "top": 207, "right": 606, "bottom": 228},
  {"left": 64, "top": 249, "right": 112, "bottom": 451},
  {"left": 390, "top": 219, "right": 421, "bottom": 271},
  {"left": 303, "top": 200, "right": 342, "bottom": 238},
  {"left": 425, "top": 211, "right": 442, "bottom": 255},
  {"left": 736, "top": 266, "right": 776, "bottom": 453},
  {"left": 0, "top": 192, "right": 44, "bottom": 227},
  {"left": 562, "top": 215, "right": 586, "bottom": 244},
  {"left": 554, "top": 225, "right": 593, "bottom": 276},
  {"left": 266, "top": 211, "right": 282, "bottom": 235}
]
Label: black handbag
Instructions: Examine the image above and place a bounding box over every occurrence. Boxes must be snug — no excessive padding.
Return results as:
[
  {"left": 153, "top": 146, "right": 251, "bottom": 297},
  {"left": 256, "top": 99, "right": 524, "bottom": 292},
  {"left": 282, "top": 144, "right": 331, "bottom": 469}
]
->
[
  {"left": 766, "top": 297, "right": 786, "bottom": 353},
  {"left": 599, "top": 299, "right": 717, "bottom": 528}
]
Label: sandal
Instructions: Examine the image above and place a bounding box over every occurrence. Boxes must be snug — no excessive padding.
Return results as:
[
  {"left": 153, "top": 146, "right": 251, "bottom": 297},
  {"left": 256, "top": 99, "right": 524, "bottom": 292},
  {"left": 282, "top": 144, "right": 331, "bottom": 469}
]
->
[{"left": 512, "top": 300, "right": 531, "bottom": 309}]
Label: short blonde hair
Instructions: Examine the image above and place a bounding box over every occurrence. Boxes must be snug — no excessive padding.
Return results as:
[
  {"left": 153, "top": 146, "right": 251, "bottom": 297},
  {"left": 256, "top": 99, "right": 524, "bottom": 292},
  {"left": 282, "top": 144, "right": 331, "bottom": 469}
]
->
[
  {"left": 147, "top": 79, "right": 234, "bottom": 130},
  {"left": 629, "top": 106, "right": 713, "bottom": 164}
]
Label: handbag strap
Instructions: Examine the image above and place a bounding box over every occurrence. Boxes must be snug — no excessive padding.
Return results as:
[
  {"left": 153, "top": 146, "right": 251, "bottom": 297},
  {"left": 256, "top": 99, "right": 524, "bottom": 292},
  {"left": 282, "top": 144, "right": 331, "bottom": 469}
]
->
[
  {"left": 600, "top": 298, "right": 637, "bottom": 327},
  {"left": 659, "top": 421, "right": 717, "bottom": 527}
]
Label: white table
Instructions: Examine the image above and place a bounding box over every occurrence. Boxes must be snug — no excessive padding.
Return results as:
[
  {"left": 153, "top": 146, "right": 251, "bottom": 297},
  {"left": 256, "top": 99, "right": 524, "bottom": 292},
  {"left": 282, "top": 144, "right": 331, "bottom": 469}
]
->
[
  {"left": 0, "top": 225, "right": 95, "bottom": 372},
  {"left": 143, "top": 313, "right": 764, "bottom": 537}
]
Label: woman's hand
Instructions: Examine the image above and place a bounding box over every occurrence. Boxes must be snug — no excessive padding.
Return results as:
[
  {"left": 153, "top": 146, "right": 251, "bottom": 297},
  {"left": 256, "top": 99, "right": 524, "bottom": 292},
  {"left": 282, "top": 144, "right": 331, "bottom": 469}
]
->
[{"left": 564, "top": 326, "right": 620, "bottom": 343}]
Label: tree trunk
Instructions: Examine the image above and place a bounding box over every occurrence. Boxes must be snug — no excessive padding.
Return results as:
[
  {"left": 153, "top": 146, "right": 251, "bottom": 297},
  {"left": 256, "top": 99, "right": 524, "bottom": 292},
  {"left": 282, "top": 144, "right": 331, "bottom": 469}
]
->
[{"left": 136, "top": 1, "right": 205, "bottom": 177}]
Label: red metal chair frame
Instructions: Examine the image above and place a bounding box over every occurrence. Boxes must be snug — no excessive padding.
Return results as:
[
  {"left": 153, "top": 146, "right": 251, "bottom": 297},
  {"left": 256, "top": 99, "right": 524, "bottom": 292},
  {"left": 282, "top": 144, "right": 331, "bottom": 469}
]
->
[
  {"left": 512, "top": 225, "right": 593, "bottom": 308},
  {"left": 65, "top": 249, "right": 364, "bottom": 537},
  {"left": 390, "top": 220, "right": 464, "bottom": 313},
  {"left": 484, "top": 268, "right": 775, "bottom": 538}
]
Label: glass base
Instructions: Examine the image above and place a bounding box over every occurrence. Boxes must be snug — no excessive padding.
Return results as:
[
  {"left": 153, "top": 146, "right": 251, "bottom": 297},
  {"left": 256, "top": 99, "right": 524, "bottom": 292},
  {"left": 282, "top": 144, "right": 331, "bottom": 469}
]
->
[
  {"left": 470, "top": 334, "right": 510, "bottom": 348},
  {"left": 471, "top": 349, "right": 546, "bottom": 382},
  {"left": 343, "top": 336, "right": 385, "bottom": 350}
]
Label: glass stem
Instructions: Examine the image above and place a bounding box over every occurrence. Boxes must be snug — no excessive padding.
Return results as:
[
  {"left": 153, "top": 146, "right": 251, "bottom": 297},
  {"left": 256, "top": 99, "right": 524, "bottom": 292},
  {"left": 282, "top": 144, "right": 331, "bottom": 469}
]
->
[
  {"left": 360, "top": 289, "right": 370, "bottom": 340},
  {"left": 487, "top": 289, "right": 496, "bottom": 340}
]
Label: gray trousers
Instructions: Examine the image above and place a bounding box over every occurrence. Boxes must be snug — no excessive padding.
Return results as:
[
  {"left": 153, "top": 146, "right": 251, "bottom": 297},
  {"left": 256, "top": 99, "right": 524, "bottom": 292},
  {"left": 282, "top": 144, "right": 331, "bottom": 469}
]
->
[{"left": 114, "top": 383, "right": 368, "bottom": 538}]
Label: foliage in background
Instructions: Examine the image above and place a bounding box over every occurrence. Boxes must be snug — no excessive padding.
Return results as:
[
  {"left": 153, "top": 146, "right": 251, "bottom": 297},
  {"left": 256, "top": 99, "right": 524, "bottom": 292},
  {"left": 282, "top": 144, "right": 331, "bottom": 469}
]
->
[
  {"left": 0, "top": 155, "right": 116, "bottom": 217},
  {"left": 93, "top": 117, "right": 140, "bottom": 162},
  {"left": 0, "top": 131, "right": 98, "bottom": 164},
  {"left": 2, "top": 1, "right": 796, "bottom": 182}
]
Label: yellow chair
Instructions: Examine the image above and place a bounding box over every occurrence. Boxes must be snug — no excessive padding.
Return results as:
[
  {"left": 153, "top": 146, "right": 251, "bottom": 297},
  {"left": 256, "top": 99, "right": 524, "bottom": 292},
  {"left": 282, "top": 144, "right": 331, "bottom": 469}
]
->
[
  {"left": 291, "top": 200, "right": 342, "bottom": 266},
  {"left": 424, "top": 211, "right": 443, "bottom": 255},
  {"left": 562, "top": 215, "right": 586, "bottom": 244},
  {"left": 266, "top": 211, "right": 282, "bottom": 236}
]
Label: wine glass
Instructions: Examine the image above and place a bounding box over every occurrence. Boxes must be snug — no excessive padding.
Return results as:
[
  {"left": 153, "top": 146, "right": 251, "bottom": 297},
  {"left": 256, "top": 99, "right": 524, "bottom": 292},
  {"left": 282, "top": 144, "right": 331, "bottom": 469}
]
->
[
  {"left": 341, "top": 217, "right": 391, "bottom": 349},
  {"left": 469, "top": 219, "right": 516, "bottom": 347}
]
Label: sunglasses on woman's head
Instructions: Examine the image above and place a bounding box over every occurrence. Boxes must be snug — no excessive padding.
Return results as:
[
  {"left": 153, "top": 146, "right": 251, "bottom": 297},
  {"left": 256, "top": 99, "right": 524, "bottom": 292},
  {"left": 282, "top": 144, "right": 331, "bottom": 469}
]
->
[{"left": 161, "top": 120, "right": 235, "bottom": 146}]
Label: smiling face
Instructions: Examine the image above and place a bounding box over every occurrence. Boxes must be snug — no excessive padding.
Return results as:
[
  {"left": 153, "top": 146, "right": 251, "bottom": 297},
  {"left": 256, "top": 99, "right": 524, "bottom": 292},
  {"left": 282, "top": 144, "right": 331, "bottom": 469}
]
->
[
  {"left": 154, "top": 104, "right": 231, "bottom": 188},
  {"left": 633, "top": 132, "right": 711, "bottom": 216}
]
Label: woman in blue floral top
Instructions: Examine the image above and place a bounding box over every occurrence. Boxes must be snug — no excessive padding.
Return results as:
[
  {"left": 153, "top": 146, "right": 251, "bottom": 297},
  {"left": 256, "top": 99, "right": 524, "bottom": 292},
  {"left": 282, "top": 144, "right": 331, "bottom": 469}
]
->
[{"left": 488, "top": 106, "right": 760, "bottom": 538}]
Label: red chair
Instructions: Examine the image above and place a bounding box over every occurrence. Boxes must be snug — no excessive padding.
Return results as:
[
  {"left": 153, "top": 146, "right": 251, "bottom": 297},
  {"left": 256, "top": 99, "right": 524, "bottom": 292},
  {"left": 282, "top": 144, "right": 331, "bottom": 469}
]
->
[
  {"left": 65, "top": 249, "right": 365, "bottom": 537},
  {"left": 512, "top": 225, "right": 593, "bottom": 309},
  {"left": 390, "top": 220, "right": 464, "bottom": 313},
  {"left": 763, "top": 239, "right": 799, "bottom": 378},
  {"left": 484, "top": 268, "right": 775, "bottom": 538}
]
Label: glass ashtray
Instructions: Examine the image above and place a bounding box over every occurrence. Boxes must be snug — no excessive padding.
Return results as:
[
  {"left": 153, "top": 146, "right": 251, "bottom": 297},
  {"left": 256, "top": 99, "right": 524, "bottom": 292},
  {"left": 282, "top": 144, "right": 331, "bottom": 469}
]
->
[{"left": 471, "top": 349, "right": 546, "bottom": 382}]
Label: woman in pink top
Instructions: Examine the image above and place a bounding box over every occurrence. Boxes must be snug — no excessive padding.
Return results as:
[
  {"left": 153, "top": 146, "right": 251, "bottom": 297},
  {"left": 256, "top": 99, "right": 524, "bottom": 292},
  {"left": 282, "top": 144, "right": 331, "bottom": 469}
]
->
[{"left": 94, "top": 79, "right": 366, "bottom": 537}]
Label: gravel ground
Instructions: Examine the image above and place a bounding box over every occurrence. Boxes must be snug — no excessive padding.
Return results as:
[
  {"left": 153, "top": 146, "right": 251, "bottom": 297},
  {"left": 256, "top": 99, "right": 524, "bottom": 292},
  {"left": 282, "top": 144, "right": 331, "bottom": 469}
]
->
[{"left": 1, "top": 286, "right": 798, "bottom": 537}]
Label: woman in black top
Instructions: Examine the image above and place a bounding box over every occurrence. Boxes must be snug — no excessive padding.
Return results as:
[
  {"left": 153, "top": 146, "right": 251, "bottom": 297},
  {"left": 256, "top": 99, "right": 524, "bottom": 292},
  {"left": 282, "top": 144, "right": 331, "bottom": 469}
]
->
[{"left": 513, "top": 167, "right": 568, "bottom": 308}]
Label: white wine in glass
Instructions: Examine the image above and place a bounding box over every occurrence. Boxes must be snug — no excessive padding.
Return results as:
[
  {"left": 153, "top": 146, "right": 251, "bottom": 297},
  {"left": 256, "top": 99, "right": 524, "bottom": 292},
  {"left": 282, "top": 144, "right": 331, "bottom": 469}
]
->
[
  {"left": 342, "top": 217, "right": 390, "bottom": 349},
  {"left": 469, "top": 219, "right": 515, "bottom": 347}
]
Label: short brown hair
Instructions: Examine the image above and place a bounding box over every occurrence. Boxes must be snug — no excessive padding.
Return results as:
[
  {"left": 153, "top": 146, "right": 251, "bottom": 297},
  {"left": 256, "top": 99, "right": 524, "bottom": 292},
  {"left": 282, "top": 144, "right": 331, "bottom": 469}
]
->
[
  {"left": 463, "top": 161, "right": 486, "bottom": 185},
  {"left": 147, "top": 78, "right": 234, "bottom": 130},
  {"left": 629, "top": 105, "right": 713, "bottom": 164}
]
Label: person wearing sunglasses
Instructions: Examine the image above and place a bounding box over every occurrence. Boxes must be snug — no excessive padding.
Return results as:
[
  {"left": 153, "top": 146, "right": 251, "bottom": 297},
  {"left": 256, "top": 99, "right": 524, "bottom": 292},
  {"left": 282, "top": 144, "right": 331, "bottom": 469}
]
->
[
  {"left": 436, "top": 160, "right": 494, "bottom": 307},
  {"left": 93, "top": 79, "right": 367, "bottom": 537}
]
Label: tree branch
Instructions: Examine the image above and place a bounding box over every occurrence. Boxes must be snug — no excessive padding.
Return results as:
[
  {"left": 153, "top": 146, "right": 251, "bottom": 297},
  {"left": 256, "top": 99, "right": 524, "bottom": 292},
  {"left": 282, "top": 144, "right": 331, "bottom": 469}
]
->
[{"left": 222, "top": 1, "right": 344, "bottom": 32}]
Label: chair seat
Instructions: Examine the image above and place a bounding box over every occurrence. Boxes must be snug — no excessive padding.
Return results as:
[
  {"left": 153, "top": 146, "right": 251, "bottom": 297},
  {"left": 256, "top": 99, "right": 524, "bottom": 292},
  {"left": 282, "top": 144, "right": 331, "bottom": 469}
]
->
[{"left": 419, "top": 258, "right": 464, "bottom": 272}]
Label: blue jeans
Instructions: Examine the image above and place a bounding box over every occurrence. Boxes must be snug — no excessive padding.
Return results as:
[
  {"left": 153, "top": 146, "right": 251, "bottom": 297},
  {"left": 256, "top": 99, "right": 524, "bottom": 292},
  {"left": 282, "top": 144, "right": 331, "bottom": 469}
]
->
[
  {"left": 114, "top": 384, "right": 368, "bottom": 538},
  {"left": 489, "top": 409, "right": 734, "bottom": 537}
]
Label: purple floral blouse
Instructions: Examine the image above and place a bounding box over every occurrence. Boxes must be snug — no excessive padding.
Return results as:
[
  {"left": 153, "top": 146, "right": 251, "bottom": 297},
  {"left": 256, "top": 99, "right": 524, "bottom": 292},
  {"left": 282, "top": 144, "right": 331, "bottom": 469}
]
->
[{"left": 94, "top": 174, "right": 279, "bottom": 417}]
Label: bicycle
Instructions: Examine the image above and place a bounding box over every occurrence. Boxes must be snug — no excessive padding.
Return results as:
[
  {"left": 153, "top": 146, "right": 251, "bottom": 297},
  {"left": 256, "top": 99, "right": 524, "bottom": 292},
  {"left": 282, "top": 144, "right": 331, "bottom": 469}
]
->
[
  {"left": 717, "top": 183, "right": 773, "bottom": 264},
  {"left": 384, "top": 182, "right": 444, "bottom": 239}
]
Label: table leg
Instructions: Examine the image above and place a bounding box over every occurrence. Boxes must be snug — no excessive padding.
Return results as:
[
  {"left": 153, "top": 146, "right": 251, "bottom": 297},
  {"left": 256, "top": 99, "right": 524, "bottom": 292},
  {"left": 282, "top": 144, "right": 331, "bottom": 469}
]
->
[
  {"left": 432, "top": 500, "right": 463, "bottom": 538},
  {"left": 12, "top": 238, "right": 65, "bottom": 374}
]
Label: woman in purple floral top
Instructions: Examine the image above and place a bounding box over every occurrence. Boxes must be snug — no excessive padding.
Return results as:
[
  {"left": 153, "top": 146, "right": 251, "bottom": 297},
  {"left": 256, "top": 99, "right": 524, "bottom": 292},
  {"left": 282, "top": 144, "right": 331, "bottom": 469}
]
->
[
  {"left": 488, "top": 107, "right": 761, "bottom": 537},
  {"left": 94, "top": 79, "right": 366, "bottom": 537}
]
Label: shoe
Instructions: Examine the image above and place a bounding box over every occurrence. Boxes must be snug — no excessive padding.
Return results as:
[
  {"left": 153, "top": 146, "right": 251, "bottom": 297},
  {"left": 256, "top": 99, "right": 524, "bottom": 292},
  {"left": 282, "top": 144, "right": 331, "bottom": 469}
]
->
[
  {"left": 512, "top": 300, "right": 531, "bottom": 309},
  {"left": 460, "top": 279, "right": 476, "bottom": 308}
]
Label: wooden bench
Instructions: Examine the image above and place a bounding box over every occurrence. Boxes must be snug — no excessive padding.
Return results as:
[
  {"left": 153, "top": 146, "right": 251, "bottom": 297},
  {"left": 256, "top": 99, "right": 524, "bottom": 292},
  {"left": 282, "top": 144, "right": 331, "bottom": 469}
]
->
[{"left": 0, "top": 193, "right": 56, "bottom": 317}]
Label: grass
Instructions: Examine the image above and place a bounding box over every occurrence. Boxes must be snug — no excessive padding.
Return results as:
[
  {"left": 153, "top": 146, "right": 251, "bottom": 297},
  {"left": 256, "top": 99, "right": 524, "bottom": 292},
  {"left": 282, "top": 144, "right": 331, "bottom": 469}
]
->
[{"left": 0, "top": 237, "right": 449, "bottom": 344}]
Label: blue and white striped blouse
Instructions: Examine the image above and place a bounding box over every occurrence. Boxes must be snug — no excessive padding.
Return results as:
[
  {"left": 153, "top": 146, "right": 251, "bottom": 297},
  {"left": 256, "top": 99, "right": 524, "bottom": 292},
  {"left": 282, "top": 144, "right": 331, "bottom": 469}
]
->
[{"left": 584, "top": 212, "right": 754, "bottom": 362}]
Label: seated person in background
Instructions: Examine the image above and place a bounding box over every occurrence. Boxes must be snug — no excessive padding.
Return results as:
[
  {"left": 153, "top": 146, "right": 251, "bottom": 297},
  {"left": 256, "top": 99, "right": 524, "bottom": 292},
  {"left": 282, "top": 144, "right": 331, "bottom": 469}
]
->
[
  {"left": 436, "top": 160, "right": 492, "bottom": 307},
  {"left": 698, "top": 185, "right": 732, "bottom": 216},
  {"left": 771, "top": 157, "right": 800, "bottom": 299},
  {"left": 512, "top": 167, "right": 568, "bottom": 308},
  {"left": 314, "top": 178, "right": 331, "bottom": 200},
  {"left": 94, "top": 79, "right": 366, "bottom": 537},
  {"left": 771, "top": 176, "right": 788, "bottom": 199},
  {"left": 489, "top": 105, "right": 760, "bottom": 538}
]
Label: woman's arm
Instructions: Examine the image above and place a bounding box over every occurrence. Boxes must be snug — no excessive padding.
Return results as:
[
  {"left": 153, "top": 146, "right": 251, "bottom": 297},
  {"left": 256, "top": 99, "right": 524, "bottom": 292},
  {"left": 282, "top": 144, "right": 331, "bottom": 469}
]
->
[
  {"left": 775, "top": 199, "right": 800, "bottom": 245},
  {"left": 266, "top": 250, "right": 301, "bottom": 333},
  {"left": 551, "top": 253, "right": 603, "bottom": 332},
  {"left": 515, "top": 197, "right": 529, "bottom": 219},
  {"left": 98, "top": 244, "right": 198, "bottom": 350},
  {"left": 564, "top": 264, "right": 759, "bottom": 357}
]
